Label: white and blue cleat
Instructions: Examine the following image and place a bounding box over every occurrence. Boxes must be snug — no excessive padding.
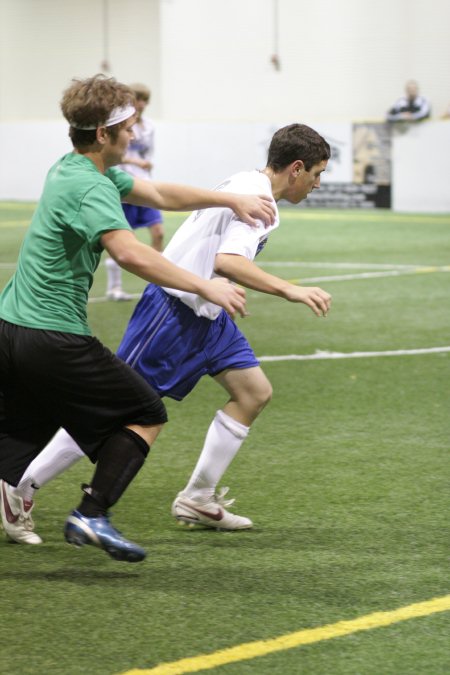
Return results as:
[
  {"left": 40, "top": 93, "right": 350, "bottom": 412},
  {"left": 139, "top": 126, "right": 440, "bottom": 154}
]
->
[{"left": 64, "top": 510, "right": 146, "bottom": 563}]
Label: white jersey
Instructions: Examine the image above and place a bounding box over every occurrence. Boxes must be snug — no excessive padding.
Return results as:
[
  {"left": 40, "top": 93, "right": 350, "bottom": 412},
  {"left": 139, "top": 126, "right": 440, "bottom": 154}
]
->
[
  {"left": 163, "top": 170, "right": 279, "bottom": 319},
  {"left": 119, "top": 116, "right": 155, "bottom": 180}
]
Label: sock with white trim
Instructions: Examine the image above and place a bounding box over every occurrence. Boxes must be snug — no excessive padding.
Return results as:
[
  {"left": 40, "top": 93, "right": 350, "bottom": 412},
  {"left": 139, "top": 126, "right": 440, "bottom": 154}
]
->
[
  {"left": 184, "top": 410, "right": 249, "bottom": 502},
  {"left": 105, "top": 256, "right": 122, "bottom": 293},
  {"left": 15, "top": 428, "right": 85, "bottom": 502}
]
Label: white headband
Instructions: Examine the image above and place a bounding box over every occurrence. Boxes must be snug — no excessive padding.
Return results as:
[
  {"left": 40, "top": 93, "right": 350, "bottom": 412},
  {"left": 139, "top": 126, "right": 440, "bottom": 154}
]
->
[{"left": 70, "top": 104, "right": 136, "bottom": 130}]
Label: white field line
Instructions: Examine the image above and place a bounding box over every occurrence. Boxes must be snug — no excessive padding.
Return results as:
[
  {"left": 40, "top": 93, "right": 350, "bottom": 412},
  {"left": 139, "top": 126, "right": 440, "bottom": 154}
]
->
[
  {"left": 259, "top": 262, "right": 450, "bottom": 285},
  {"left": 259, "top": 261, "right": 419, "bottom": 269},
  {"left": 297, "top": 269, "right": 420, "bottom": 283},
  {"left": 258, "top": 347, "right": 450, "bottom": 362},
  {"left": 2, "top": 262, "right": 448, "bottom": 301},
  {"left": 1, "top": 260, "right": 446, "bottom": 361},
  {"left": 87, "top": 263, "right": 449, "bottom": 303},
  {"left": 88, "top": 292, "right": 142, "bottom": 304}
]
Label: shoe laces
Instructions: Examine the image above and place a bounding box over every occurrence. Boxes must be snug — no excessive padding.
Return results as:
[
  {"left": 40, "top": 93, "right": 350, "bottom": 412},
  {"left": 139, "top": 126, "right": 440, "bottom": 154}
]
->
[
  {"left": 214, "top": 487, "right": 235, "bottom": 509},
  {"left": 18, "top": 501, "right": 35, "bottom": 531}
]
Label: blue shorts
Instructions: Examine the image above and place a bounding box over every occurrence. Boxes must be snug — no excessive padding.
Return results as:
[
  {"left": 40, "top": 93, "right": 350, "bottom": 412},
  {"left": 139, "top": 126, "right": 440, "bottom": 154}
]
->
[
  {"left": 116, "top": 285, "right": 259, "bottom": 401},
  {"left": 122, "top": 203, "right": 162, "bottom": 229}
]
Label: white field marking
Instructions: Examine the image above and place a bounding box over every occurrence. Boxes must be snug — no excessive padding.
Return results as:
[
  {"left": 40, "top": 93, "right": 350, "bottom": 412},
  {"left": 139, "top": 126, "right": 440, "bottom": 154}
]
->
[
  {"left": 1, "top": 261, "right": 444, "bottom": 273},
  {"left": 258, "top": 347, "right": 450, "bottom": 362},
  {"left": 2, "top": 262, "right": 447, "bottom": 300},
  {"left": 86, "top": 262, "right": 449, "bottom": 304},
  {"left": 295, "top": 269, "right": 419, "bottom": 283},
  {"left": 259, "top": 261, "right": 419, "bottom": 269},
  {"left": 291, "top": 266, "right": 450, "bottom": 284},
  {"left": 88, "top": 292, "right": 142, "bottom": 304},
  {"left": 257, "top": 262, "right": 450, "bottom": 285},
  {"left": 87, "top": 269, "right": 417, "bottom": 305}
]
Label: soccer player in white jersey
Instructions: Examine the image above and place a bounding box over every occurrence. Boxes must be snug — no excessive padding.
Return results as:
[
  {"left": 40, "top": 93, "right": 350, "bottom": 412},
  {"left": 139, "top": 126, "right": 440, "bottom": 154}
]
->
[
  {"left": 105, "top": 84, "right": 164, "bottom": 300},
  {"left": 2, "top": 123, "right": 332, "bottom": 540}
]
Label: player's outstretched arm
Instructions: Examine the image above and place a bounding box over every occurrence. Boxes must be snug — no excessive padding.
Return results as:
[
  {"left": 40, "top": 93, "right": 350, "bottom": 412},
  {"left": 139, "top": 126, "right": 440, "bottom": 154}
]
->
[
  {"left": 215, "top": 253, "right": 331, "bottom": 317},
  {"left": 102, "top": 230, "right": 246, "bottom": 317},
  {"left": 125, "top": 177, "right": 276, "bottom": 227}
]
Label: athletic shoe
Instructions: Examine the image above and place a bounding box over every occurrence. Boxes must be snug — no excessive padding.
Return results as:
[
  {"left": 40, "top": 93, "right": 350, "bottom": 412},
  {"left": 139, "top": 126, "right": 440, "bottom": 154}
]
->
[
  {"left": 0, "top": 479, "right": 43, "bottom": 545},
  {"left": 63, "top": 510, "right": 146, "bottom": 562},
  {"left": 171, "top": 487, "right": 253, "bottom": 530},
  {"left": 106, "top": 287, "right": 132, "bottom": 301}
]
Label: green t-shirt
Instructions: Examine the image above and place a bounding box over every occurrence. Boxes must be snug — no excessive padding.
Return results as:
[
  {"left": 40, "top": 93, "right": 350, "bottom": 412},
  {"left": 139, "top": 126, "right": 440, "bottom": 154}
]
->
[{"left": 0, "top": 153, "right": 134, "bottom": 335}]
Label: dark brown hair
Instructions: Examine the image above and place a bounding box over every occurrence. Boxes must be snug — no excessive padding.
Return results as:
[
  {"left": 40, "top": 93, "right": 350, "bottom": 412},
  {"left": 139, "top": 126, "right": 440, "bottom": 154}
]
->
[{"left": 267, "top": 123, "right": 330, "bottom": 172}]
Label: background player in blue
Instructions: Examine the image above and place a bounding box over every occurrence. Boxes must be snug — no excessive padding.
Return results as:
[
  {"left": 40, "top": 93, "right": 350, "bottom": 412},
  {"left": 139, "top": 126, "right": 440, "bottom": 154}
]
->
[
  {"left": 0, "top": 74, "right": 276, "bottom": 557},
  {"left": 105, "top": 83, "right": 164, "bottom": 300},
  {"left": 2, "top": 123, "right": 331, "bottom": 540}
]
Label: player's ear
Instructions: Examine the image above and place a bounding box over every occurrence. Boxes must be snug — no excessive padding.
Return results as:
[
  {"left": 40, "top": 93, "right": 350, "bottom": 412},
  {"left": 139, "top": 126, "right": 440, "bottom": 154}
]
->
[
  {"left": 96, "top": 126, "right": 107, "bottom": 145},
  {"left": 293, "top": 160, "right": 304, "bottom": 176}
]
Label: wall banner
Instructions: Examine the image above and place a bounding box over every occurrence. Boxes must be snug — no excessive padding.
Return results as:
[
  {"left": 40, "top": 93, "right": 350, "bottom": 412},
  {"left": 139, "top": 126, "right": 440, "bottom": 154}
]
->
[{"left": 295, "top": 122, "right": 392, "bottom": 209}]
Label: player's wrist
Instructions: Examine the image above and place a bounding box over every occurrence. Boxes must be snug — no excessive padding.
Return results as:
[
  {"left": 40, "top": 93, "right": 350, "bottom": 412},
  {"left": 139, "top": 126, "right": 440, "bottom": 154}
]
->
[{"left": 275, "top": 280, "right": 294, "bottom": 300}]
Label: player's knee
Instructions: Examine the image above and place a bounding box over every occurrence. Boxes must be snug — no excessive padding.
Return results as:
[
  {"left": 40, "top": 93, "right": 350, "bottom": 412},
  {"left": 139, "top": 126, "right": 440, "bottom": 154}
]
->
[
  {"left": 127, "top": 423, "right": 164, "bottom": 449},
  {"left": 248, "top": 380, "right": 272, "bottom": 413},
  {"left": 259, "top": 380, "right": 273, "bottom": 407},
  {"left": 121, "top": 427, "right": 151, "bottom": 458}
]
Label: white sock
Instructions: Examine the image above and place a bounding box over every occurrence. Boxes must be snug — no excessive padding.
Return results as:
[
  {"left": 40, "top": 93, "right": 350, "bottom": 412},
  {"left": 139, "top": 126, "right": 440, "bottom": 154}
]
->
[
  {"left": 15, "top": 428, "right": 85, "bottom": 501},
  {"left": 105, "top": 256, "right": 122, "bottom": 292},
  {"left": 184, "top": 410, "right": 249, "bottom": 502}
]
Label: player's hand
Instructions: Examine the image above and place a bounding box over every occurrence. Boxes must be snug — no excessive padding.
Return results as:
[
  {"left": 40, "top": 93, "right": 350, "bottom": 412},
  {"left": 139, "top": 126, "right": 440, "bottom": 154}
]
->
[
  {"left": 231, "top": 194, "right": 276, "bottom": 228},
  {"left": 285, "top": 285, "right": 332, "bottom": 317},
  {"left": 201, "top": 278, "right": 247, "bottom": 317}
]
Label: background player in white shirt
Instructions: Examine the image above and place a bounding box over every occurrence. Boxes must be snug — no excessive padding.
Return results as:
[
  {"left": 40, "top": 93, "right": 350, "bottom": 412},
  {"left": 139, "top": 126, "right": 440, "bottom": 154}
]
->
[
  {"left": 2, "top": 123, "right": 332, "bottom": 539},
  {"left": 105, "top": 83, "right": 165, "bottom": 300}
]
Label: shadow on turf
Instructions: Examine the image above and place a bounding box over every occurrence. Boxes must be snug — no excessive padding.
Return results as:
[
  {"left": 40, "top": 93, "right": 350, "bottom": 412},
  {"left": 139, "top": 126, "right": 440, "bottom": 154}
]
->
[
  {"left": 0, "top": 562, "right": 403, "bottom": 608},
  {"left": 0, "top": 567, "right": 141, "bottom": 582}
]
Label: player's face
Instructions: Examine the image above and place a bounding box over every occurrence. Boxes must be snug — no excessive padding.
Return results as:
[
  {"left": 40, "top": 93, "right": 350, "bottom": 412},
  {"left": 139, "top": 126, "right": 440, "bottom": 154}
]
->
[
  {"left": 103, "top": 116, "right": 135, "bottom": 166},
  {"left": 287, "top": 160, "right": 328, "bottom": 204},
  {"left": 135, "top": 98, "right": 148, "bottom": 117}
]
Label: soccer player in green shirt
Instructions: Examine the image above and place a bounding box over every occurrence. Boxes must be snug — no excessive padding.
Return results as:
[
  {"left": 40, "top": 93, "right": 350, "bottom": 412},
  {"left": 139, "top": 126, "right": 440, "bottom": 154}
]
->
[{"left": 0, "top": 74, "right": 274, "bottom": 562}]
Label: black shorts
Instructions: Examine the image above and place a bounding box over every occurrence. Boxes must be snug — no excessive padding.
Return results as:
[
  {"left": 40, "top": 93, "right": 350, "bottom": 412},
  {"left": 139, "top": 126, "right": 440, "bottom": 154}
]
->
[{"left": 0, "top": 320, "right": 167, "bottom": 485}]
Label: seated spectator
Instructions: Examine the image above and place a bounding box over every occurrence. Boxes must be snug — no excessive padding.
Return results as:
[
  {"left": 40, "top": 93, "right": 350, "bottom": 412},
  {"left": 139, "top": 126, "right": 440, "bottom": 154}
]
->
[{"left": 386, "top": 80, "right": 431, "bottom": 122}]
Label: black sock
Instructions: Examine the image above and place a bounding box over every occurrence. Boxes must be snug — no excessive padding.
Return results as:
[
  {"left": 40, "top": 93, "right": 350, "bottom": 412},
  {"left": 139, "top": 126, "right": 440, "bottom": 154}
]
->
[{"left": 77, "top": 429, "right": 150, "bottom": 517}]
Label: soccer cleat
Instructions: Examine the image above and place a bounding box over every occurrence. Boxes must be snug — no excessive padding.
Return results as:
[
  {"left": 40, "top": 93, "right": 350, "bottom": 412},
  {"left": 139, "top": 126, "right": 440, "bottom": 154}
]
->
[
  {"left": 0, "top": 479, "right": 43, "bottom": 545},
  {"left": 106, "top": 287, "right": 132, "bottom": 302},
  {"left": 171, "top": 487, "right": 253, "bottom": 531},
  {"left": 63, "top": 510, "right": 146, "bottom": 562}
]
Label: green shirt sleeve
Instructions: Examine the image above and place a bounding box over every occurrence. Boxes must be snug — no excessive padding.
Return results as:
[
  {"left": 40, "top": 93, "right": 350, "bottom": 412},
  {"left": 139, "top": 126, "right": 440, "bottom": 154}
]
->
[
  {"left": 105, "top": 167, "right": 134, "bottom": 197},
  {"left": 74, "top": 177, "right": 132, "bottom": 250}
]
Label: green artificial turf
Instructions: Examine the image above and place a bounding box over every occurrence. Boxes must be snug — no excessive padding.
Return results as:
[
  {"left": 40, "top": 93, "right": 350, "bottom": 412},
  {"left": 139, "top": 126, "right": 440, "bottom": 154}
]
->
[{"left": 0, "top": 205, "right": 449, "bottom": 675}]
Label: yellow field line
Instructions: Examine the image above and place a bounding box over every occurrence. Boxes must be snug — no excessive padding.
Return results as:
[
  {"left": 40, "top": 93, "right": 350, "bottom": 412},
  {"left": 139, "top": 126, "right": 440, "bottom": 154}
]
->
[
  {"left": 120, "top": 594, "right": 450, "bottom": 675},
  {"left": 0, "top": 220, "right": 30, "bottom": 228},
  {"left": 0, "top": 202, "right": 36, "bottom": 209},
  {"left": 278, "top": 211, "right": 450, "bottom": 223}
]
